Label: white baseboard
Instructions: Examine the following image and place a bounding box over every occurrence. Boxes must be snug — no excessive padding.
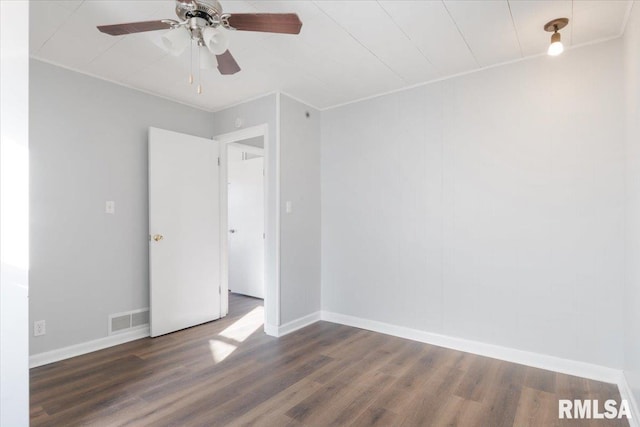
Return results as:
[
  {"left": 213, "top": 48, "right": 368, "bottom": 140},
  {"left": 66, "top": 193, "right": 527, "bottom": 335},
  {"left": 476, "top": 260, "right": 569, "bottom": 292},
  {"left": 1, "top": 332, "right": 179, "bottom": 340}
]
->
[
  {"left": 320, "top": 310, "right": 622, "bottom": 385},
  {"left": 29, "top": 327, "right": 149, "bottom": 368},
  {"left": 619, "top": 373, "right": 640, "bottom": 427},
  {"left": 264, "top": 311, "right": 321, "bottom": 337}
]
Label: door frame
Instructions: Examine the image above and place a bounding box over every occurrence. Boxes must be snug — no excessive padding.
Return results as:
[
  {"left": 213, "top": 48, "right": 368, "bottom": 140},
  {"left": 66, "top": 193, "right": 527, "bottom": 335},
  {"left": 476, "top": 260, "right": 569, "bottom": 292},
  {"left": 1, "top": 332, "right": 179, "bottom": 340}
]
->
[{"left": 214, "top": 124, "right": 279, "bottom": 331}]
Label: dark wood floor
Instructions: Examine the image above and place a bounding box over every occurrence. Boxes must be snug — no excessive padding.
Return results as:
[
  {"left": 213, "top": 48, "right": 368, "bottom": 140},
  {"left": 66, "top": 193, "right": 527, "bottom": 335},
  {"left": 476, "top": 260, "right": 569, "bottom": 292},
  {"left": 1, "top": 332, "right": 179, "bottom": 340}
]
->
[{"left": 31, "top": 293, "right": 627, "bottom": 426}]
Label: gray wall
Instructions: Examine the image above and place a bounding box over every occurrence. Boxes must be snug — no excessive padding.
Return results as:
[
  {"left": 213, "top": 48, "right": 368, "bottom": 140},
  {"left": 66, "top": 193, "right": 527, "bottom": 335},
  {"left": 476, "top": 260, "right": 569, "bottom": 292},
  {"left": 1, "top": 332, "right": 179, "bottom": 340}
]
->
[
  {"left": 624, "top": 2, "right": 640, "bottom": 411},
  {"left": 321, "top": 39, "right": 625, "bottom": 368},
  {"left": 29, "top": 60, "right": 214, "bottom": 354},
  {"left": 279, "top": 95, "right": 321, "bottom": 324}
]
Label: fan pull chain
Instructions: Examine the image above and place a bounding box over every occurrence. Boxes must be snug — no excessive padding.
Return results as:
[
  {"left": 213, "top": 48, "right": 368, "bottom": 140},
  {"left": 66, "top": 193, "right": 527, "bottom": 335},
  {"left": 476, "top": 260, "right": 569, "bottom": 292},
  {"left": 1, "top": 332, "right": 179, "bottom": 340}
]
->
[
  {"left": 197, "top": 44, "right": 202, "bottom": 94},
  {"left": 188, "top": 40, "right": 194, "bottom": 85}
]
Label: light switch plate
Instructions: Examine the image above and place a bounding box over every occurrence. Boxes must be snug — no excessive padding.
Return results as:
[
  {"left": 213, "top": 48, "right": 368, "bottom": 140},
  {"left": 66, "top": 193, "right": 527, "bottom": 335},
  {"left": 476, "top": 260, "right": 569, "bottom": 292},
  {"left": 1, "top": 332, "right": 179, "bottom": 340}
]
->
[
  {"left": 105, "top": 200, "right": 115, "bottom": 214},
  {"left": 285, "top": 201, "right": 292, "bottom": 214}
]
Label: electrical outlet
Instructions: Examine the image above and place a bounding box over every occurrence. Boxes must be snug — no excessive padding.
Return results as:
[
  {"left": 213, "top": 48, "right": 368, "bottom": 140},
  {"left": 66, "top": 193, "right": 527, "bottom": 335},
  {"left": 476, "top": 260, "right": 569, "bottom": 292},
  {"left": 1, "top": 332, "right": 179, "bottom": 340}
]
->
[{"left": 34, "top": 320, "right": 46, "bottom": 336}]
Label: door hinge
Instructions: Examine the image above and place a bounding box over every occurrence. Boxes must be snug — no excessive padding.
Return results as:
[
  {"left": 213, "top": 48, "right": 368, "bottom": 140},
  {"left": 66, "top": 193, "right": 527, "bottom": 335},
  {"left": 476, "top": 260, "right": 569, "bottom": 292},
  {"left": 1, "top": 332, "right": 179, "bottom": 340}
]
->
[
  {"left": 218, "top": 285, "right": 221, "bottom": 294},
  {"left": 217, "top": 157, "right": 220, "bottom": 166}
]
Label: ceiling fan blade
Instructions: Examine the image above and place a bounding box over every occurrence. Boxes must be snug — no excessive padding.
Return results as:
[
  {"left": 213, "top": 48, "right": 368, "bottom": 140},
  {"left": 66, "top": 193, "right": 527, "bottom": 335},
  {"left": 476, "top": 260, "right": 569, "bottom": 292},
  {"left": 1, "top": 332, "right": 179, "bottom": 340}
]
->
[
  {"left": 97, "top": 20, "right": 172, "bottom": 36},
  {"left": 217, "top": 50, "right": 241, "bottom": 75},
  {"left": 226, "top": 13, "right": 302, "bottom": 34}
]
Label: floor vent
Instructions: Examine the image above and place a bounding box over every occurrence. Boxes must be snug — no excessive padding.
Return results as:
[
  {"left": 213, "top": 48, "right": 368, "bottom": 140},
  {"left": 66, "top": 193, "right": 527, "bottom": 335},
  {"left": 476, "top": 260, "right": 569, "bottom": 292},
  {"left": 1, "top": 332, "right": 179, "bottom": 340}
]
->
[{"left": 109, "top": 308, "right": 149, "bottom": 335}]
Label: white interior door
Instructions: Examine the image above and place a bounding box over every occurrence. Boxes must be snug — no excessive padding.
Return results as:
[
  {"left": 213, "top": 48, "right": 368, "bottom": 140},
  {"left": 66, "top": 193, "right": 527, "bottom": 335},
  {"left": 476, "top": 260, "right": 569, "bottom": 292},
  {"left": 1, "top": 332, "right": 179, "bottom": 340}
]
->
[
  {"left": 149, "top": 127, "right": 221, "bottom": 337},
  {"left": 228, "top": 146, "right": 264, "bottom": 299}
]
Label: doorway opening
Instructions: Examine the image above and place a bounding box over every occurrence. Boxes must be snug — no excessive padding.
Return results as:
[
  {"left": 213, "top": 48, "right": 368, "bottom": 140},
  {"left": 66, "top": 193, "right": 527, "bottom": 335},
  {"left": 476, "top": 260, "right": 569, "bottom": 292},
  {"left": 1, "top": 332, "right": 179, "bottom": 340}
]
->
[
  {"left": 215, "top": 124, "right": 278, "bottom": 334},
  {"left": 227, "top": 137, "right": 264, "bottom": 302}
]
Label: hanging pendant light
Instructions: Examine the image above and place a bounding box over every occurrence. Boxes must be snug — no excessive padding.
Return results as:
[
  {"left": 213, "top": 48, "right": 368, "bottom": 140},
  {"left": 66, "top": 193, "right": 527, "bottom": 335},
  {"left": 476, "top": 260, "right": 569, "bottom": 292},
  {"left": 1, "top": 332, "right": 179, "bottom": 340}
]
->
[{"left": 544, "top": 18, "right": 569, "bottom": 57}]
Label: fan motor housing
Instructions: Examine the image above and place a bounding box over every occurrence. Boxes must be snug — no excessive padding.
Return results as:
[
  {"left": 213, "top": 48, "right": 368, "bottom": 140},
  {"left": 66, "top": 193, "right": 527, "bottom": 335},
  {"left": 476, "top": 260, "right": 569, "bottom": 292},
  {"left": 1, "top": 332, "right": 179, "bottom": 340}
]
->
[{"left": 176, "top": 0, "right": 223, "bottom": 22}]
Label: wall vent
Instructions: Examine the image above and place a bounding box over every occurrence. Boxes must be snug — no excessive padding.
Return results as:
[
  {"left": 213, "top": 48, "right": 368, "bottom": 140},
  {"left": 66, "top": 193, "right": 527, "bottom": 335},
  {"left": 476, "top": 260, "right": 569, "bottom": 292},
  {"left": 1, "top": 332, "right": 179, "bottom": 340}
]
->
[
  {"left": 108, "top": 308, "right": 149, "bottom": 335},
  {"left": 131, "top": 310, "right": 149, "bottom": 327}
]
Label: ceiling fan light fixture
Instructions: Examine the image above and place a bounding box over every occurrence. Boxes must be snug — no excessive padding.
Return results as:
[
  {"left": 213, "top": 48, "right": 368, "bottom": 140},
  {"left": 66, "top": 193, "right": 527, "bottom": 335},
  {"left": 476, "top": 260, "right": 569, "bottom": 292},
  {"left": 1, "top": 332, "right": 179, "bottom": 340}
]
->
[
  {"left": 96, "top": 0, "right": 304, "bottom": 78},
  {"left": 202, "top": 26, "right": 229, "bottom": 55},
  {"left": 199, "top": 45, "right": 218, "bottom": 69},
  {"left": 162, "top": 26, "right": 191, "bottom": 56},
  {"left": 544, "top": 18, "right": 569, "bottom": 57}
]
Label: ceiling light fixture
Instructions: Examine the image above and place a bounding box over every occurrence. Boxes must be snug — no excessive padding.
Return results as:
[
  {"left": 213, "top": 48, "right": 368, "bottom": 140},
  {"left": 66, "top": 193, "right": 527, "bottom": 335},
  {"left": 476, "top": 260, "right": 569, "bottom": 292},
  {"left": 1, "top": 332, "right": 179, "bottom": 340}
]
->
[
  {"left": 160, "top": 17, "right": 229, "bottom": 94},
  {"left": 98, "top": 0, "right": 303, "bottom": 96},
  {"left": 544, "top": 18, "right": 569, "bottom": 57},
  {"left": 199, "top": 45, "right": 218, "bottom": 69},
  {"left": 161, "top": 26, "right": 191, "bottom": 56},
  {"left": 202, "top": 26, "right": 229, "bottom": 55}
]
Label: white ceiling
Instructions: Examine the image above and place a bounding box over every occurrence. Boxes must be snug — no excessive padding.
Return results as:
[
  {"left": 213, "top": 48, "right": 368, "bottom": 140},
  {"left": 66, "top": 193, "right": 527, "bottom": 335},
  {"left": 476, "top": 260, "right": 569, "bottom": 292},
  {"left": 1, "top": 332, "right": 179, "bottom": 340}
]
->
[{"left": 30, "top": 0, "right": 633, "bottom": 111}]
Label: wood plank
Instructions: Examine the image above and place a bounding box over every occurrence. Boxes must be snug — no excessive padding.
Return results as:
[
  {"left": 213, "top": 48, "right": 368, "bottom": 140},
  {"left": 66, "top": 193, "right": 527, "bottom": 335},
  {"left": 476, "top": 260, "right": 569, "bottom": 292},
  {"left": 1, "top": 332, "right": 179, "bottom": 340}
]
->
[
  {"left": 476, "top": 383, "right": 522, "bottom": 427},
  {"left": 513, "top": 386, "right": 561, "bottom": 427},
  {"left": 454, "top": 355, "right": 501, "bottom": 402},
  {"left": 230, "top": 379, "right": 323, "bottom": 426},
  {"left": 350, "top": 406, "right": 400, "bottom": 427},
  {"left": 524, "top": 365, "right": 558, "bottom": 394}
]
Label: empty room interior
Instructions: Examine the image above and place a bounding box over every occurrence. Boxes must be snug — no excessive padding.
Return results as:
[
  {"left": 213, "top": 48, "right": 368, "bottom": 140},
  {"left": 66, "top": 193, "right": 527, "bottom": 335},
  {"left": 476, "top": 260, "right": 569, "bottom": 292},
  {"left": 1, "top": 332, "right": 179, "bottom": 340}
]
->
[{"left": 2, "top": 0, "right": 640, "bottom": 425}]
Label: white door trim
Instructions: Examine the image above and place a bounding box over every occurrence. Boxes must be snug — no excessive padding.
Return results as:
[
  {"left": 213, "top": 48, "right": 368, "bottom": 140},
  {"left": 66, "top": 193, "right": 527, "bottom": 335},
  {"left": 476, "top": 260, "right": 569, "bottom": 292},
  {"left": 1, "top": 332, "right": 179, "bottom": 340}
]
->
[{"left": 214, "top": 124, "right": 280, "bottom": 330}]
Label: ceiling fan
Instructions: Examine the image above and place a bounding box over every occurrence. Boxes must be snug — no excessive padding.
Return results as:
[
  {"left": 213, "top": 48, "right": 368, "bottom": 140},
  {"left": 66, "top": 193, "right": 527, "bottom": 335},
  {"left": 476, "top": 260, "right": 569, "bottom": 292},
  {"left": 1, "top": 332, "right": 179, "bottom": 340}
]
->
[{"left": 97, "top": 0, "right": 302, "bottom": 89}]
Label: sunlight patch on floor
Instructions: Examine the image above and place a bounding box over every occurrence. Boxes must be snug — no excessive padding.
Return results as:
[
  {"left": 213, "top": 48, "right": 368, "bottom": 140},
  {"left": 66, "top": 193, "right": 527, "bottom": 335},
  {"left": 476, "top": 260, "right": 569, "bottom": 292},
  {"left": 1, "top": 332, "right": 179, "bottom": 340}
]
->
[
  {"left": 208, "top": 339, "right": 237, "bottom": 363},
  {"left": 220, "top": 306, "right": 264, "bottom": 342},
  {"left": 209, "top": 305, "right": 264, "bottom": 363}
]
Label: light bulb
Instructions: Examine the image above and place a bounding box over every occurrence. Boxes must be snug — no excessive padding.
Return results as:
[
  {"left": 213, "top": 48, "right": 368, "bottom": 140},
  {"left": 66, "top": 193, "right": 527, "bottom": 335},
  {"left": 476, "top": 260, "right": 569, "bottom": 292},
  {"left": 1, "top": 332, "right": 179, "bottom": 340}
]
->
[
  {"left": 202, "top": 26, "right": 229, "bottom": 55},
  {"left": 199, "top": 45, "right": 218, "bottom": 69},
  {"left": 548, "top": 32, "right": 563, "bottom": 56},
  {"left": 161, "top": 27, "right": 191, "bottom": 56}
]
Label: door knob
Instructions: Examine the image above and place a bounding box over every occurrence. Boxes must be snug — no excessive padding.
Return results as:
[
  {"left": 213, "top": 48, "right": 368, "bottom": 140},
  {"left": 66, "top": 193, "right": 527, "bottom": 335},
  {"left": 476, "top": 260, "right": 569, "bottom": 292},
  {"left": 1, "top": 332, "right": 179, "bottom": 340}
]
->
[
  {"left": 229, "top": 229, "right": 236, "bottom": 234},
  {"left": 152, "top": 234, "right": 164, "bottom": 241}
]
